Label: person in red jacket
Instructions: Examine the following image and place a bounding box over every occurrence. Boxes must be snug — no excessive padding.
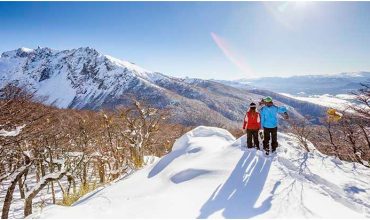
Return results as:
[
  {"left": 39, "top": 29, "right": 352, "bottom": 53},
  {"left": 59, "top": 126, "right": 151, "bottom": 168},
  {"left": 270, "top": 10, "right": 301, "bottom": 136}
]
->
[{"left": 242, "top": 102, "right": 261, "bottom": 149}]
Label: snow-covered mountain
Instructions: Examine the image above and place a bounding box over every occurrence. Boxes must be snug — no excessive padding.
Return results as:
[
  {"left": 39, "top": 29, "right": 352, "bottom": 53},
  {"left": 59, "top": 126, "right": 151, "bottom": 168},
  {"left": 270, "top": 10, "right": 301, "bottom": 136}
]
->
[
  {"left": 34, "top": 126, "right": 370, "bottom": 218},
  {"left": 215, "top": 72, "right": 370, "bottom": 96},
  {"left": 1, "top": 47, "right": 324, "bottom": 126},
  {"left": 0, "top": 47, "right": 167, "bottom": 109}
]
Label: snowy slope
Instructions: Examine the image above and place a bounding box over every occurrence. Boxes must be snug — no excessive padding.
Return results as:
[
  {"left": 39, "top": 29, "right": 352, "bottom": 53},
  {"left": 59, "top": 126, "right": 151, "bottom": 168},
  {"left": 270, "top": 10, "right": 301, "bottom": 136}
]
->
[
  {"left": 280, "top": 93, "right": 356, "bottom": 110},
  {"left": 35, "top": 126, "right": 370, "bottom": 218}
]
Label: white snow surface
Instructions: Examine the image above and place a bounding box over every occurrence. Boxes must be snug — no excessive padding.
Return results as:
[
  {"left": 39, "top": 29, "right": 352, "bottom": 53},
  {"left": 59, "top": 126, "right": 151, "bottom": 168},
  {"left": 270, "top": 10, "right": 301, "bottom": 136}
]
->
[
  {"left": 34, "top": 126, "right": 370, "bottom": 218},
  {"left": 104, "top": 55, "right": 151, "bottom": 76},
  {"left": 280, "top": 93, "right": 356, "bottom": 111},
  {"left": 0, "top": 124, "right": 25, "bottom": 137}
]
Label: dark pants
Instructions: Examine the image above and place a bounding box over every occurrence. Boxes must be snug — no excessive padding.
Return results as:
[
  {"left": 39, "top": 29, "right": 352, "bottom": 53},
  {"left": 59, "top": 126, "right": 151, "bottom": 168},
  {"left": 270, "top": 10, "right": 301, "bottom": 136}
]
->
[
  {"left": 263, "top": 127, "right": 278, "bottom": 153},
  {"left": 247, "top": 129, "right": 259, "bottom": 149}
]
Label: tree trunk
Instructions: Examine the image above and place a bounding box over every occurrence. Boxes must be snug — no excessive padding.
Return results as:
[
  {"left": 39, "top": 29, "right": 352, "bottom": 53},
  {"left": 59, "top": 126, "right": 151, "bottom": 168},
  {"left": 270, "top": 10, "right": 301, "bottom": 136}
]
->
[
  {"left": 57, "top": 180, "right": 66, "bottom": 195},
  {"left": 51, "top": 181, "right": 56, "bottom": 204},
  {"left": 82, "top": 163, "right": 88, "bottom": 187},
  {"left": 36, "top": 166, "right": 40, "bottom": 182},
  {"left": 98, "top": 161, "right": 105, "bottom": 183},
  {"left": 0, "top": 163, "right": 4, "bottom": 177},
  {"left": 24, "top": 198, "right": 33, "bottom": 217},
  {"left": 18, "top": 177, "right": 25, "bottom": 199},
  {"left": 2, "top": 163, "right": 31, "bottom": 219},
  {"left": 24, "top": 170, "right": 68, "bottom": 217},
  {"left": 327, "top": 123, "right": 339, "bottom": 158},
  {"left": 48, "top": 150, "right": 56, "bottom": 204},
  {"left": 347, "top": 133, "right": 364, "bottom": 165},
  {"left": 40, "top": 162, "right": 46, "bottom": 177},
  {"left": 66, "top": 175, "right": 73, "bottom": 195}
]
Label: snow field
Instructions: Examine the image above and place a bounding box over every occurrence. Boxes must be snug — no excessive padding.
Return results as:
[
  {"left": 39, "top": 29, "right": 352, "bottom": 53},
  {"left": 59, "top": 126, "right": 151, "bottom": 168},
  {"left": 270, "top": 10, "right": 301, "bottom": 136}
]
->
[{"left": 34, "top": 126, "right": 370, "bottom": 218}]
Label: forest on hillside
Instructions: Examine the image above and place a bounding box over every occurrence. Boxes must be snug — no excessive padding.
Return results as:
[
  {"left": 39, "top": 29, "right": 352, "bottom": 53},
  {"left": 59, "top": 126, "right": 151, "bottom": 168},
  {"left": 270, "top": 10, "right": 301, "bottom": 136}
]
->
[{"left": 0, "top": 84, "right": 190, "bottom": 218}]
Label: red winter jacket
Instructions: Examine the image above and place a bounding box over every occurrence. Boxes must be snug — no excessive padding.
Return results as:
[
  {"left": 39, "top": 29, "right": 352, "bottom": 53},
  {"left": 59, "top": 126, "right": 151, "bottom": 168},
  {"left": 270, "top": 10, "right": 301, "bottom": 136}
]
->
[{"left": 243, "top": 111, "right": 261, "bottom": 130}]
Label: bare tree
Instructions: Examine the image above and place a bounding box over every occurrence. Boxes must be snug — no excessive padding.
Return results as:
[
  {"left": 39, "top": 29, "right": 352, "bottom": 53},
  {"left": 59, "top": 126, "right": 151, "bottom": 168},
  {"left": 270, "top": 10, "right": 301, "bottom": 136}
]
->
[
  {"left": 118, "top": 100, "right": 165, "bottom": 168},
  {"left": 336, "top": 113, "right": 367, "bottom": 165},
  {"left": 288, "top": 117, "right": 315, "bottom": 152},
  {"left": 351, "top": 83, "right": 370, "bottom": 120}
]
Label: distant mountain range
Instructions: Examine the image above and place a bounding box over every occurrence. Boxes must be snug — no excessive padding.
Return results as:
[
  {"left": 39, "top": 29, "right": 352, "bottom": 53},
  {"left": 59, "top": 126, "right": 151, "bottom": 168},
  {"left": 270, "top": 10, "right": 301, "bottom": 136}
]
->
[
  {"left": 0, "top": 47, "right": 328, "bottom": 126},
  {"left": 214, "top": 72, "right": 370, "bottom": 96}
]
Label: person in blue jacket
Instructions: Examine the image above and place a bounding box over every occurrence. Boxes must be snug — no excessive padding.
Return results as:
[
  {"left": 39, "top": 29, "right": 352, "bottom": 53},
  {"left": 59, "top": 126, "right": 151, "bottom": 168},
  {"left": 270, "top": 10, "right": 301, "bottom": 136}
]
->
[{"left": 259, "top": 96, "right": 289, "bottom": 155}]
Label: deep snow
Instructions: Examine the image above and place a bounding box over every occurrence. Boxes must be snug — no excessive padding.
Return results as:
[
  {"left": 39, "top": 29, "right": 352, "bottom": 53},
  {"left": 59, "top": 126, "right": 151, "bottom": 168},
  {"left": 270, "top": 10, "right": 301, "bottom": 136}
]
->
[{"left": 34, "top": 126, "right": 370, "bottom": 218}]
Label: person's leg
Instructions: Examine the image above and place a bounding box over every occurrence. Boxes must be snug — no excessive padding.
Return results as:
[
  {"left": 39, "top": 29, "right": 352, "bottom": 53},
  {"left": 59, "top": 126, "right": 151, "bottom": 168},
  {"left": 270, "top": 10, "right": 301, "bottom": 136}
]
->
[
  {"left": 263, "top": 128, "right": 270, "bottom": 153},
  {"left": 271, "top": 127, "right": 278, "bottom": 152},
  {"left": 247, "top": 129, "right": 253, "bottom": 148},
  {"left": 252, "top": 130, "right": 259, "bottom": 149}
]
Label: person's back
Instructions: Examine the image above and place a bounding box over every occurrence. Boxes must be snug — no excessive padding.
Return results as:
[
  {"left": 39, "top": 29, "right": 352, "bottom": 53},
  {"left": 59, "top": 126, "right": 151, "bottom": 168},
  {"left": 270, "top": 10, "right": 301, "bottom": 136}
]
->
[
  {"left": 243, "top": 103, "right": 261, "bottom": 149},
  {"left": 259, "top": 97, "right": 288, "bottom": 155},
  {"left": 243, "top": 111, "right": 260, "bottom": 130},
  {"left": 260, "top": 105, "right": 286, "bottom": 128}
]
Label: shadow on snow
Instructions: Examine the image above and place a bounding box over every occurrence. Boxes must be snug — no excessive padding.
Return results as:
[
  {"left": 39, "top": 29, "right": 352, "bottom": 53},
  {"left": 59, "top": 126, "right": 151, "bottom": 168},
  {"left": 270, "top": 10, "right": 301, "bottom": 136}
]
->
[{"left": 198, "top": 149, "right": 280, "bottom": 219}]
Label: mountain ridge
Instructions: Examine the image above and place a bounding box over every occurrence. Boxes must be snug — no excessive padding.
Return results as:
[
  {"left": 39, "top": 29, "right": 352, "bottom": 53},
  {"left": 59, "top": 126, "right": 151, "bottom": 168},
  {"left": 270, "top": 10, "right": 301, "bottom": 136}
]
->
[
  {"left": 0, "top": 47, "right": 326, "bottom": 126},
  {"left": 214, "top": 72, "right": 370, "bottom": 96}
]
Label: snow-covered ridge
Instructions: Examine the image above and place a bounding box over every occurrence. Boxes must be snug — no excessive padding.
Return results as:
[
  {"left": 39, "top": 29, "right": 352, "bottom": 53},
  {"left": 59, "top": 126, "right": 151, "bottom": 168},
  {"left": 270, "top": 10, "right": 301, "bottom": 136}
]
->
[
  {"left": 35, "top": 126, "right": 370, "bottom": 218},
  {"left": 301, "top": 71, "right": 370, "bottom": 78},
  {"left": 104, "top": 55, "right": 151, "bottom": 76},
  {"left": 0, "top": 47, "right": 164, "bottom": 108}
]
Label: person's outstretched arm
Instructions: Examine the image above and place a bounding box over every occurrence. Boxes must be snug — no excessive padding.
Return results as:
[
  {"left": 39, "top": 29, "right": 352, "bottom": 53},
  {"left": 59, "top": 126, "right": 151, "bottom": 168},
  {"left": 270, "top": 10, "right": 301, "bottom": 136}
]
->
[
  {"left": 277, "top": 106, "right": 287, "bottom": 113},
  {"left": 278, "top": 106, "right": 289, "bottom": 119}
]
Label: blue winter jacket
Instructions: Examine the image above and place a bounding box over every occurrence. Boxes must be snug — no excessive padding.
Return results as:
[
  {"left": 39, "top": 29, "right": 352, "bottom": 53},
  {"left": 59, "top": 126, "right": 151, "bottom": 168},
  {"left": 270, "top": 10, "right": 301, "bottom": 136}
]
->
[{"left": 260, "top": 105, "right": 288, "bottom": 128}]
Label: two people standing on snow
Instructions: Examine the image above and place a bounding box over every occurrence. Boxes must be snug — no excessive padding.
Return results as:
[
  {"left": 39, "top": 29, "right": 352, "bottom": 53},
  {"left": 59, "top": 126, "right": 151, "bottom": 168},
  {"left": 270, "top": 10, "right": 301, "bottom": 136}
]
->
[{"left": 243, "top": 96, "right": 289, "bottom": 155}]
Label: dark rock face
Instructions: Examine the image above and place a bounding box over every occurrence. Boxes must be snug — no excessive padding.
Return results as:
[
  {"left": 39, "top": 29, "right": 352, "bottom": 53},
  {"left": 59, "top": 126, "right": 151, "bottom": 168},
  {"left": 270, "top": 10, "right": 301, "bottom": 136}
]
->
[{"left": 39, "top": 67, "right": 51, "bottom": 82}]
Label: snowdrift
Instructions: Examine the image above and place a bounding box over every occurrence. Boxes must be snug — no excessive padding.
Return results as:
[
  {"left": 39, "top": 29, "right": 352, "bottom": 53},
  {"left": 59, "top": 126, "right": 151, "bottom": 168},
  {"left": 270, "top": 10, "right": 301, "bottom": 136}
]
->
[{"left": 35, "top": 126, "right": 370, "bottom": 218}]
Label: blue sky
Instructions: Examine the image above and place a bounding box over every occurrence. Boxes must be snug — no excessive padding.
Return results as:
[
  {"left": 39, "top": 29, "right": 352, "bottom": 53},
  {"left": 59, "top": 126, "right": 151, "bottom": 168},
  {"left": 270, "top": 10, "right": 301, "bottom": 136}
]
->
[{"left": 1, "top": 1, "right": 370, "bottom": 80}]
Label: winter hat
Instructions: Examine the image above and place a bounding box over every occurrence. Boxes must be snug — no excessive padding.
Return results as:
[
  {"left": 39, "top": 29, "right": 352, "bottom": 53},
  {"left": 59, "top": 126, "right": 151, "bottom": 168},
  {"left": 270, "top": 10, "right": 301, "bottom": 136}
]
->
[
  {"left": 263, "top": 96, "right": 273, "bottom": 103},
  {"left": 249, "top": 102, "right": 256, "bottom": 107}
]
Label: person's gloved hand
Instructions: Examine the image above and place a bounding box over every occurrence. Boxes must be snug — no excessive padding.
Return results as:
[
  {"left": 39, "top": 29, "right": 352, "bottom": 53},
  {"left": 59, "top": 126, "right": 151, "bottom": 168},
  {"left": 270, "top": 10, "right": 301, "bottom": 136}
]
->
[
  {"left": 259, "top": 130, "right": 264, "bottom": 139},
  {"left": 259, "top": 99, "right": 265, "bottom": 106},
  {"left": 284, "top": 112, "right": 289, "bottom": 120}
]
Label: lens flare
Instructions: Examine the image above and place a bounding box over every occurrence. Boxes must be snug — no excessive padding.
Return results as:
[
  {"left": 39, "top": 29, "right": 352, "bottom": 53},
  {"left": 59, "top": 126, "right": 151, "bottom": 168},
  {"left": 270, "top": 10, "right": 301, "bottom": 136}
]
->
[
  {"left": 210, "top": 32, "right": 254, "bottom": 77},
  {"left": 263, "top": 1, "right": 312, "bottom": 30}
]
